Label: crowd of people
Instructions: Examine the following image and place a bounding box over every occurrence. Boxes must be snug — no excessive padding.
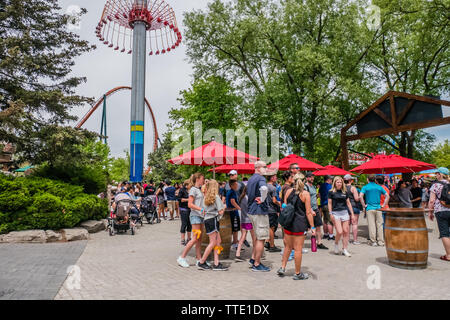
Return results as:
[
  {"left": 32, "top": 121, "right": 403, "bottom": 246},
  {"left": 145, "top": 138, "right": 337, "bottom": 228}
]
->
[{"left": 110, "top": 164, "right": 450, "bottom": 279}]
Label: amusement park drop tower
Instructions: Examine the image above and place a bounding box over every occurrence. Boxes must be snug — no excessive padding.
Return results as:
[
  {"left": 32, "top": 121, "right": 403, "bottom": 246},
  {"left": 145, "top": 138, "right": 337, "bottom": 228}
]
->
[{"left": 96, "top": 0, "right": 182, "bottom": 182}]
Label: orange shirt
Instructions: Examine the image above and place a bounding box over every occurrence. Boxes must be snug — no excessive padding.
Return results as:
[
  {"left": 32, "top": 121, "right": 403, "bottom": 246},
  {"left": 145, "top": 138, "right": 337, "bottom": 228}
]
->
[{"left": 380, "top": 185, "right": 390, "bottom": 210}]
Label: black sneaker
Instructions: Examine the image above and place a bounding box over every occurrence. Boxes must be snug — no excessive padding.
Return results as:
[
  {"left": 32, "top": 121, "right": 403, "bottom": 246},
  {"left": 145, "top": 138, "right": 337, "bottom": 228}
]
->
[
  {"left": 212, "top": 263, "right": 228, "bottom": 271},
  {"left": 269, "top": 246, "right": 282, "bottom": 253},
  {"left": 244, "top": 240, "right": 250, "bottom": 247},
  {"left": 181, "top": 240, "right": 186, "bottom": 246},
  {"left": 323, "top": 234, "right": 329, "bottom": 240},
  {"left": 317, "top": 243, "right": 328, "bottom": 250},
  {"left": 248, "top": 258, "right": 255, "bottom": 267},
  {"left": 293, "top": 272, "right": 309, "bottom": 280},
  {"left": 264, "top": 242, "right": 270, "bottom": 250},
  {"left": 328, "top": 235, "right": 335, "bottom": 241},
  {"left": 197, "top": 262, "right": 211, "bottom": 270}
]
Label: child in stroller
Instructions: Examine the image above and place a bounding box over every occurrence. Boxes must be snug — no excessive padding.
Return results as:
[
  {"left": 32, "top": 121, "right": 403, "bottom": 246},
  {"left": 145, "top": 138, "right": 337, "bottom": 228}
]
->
[
  {"left": 108, "top": 189, "right": 141, "bottom": 235},
  {"left": 140, "top": 195, "right": 159, "bottom": 224}
]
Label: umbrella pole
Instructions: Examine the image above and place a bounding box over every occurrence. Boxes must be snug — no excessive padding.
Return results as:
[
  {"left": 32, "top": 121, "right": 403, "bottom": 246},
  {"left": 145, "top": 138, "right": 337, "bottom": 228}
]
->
[{"left": 213, "top": 166, "right": 216, "bottom": 180}]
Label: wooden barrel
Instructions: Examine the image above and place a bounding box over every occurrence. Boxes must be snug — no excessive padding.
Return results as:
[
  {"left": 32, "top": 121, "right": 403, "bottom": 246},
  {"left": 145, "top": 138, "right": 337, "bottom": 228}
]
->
[
  {"left": 201, "top": 211, "right": 232, "bottom": 259},
  {"left": 383, "top": 208, "right": 429, "bottom": 270}
]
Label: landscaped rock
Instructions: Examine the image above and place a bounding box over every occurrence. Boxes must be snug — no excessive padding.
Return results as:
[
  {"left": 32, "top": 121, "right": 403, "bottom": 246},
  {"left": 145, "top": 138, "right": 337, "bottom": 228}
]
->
[
  {"left": 45, "top": 230, "right": 63, "bottom": 242},
  {"left": 2, "top": 230, "right": 47, "bottom": 243},
  {"left": 63, "top": 228, "right": 89, "bottom": 241},
  {"left": 0, "top": 234, "right": 4, "bottom": 243},
  {"left": 80, "top": 220, "right": 105, "bottom": 233}
]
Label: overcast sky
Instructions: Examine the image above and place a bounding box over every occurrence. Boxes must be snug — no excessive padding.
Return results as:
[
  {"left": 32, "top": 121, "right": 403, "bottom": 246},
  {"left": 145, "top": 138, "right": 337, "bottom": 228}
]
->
[{"left": 60, "top": 0, "right": 449, "bottom": 163}]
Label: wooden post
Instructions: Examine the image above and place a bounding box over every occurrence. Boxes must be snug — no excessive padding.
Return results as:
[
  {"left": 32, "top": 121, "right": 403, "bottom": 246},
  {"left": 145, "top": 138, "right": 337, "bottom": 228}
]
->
[{"left": 341, "top": 128, "right": 350, "bottom": 171}]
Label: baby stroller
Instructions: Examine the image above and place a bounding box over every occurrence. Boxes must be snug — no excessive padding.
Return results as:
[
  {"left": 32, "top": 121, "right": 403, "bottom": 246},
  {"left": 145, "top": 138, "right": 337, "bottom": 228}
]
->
[
  {"left": 140, "top": 195, "right": 159, "bottom": 224},
  {"left": 108, "top": 199, "right": 139, "bottom": 236}
]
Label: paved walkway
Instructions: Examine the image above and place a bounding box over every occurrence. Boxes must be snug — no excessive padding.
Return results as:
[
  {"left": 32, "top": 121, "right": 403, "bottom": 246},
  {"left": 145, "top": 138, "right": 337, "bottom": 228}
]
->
[
  {"left": 0, "top": 241, "right": 87, "bottom": 300},
  {"left": 55, "top": 215, "right": 450, "bottom": 300}
]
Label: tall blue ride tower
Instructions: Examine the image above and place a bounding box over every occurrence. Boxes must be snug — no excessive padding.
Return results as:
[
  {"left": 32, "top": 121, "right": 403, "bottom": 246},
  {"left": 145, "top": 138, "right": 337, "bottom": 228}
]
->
[
  {"left": 96, "top": 0, "right": 182, "bottom": 182},
  {"left": 129, "top": 0, "right": 147, "bottom": 182}
]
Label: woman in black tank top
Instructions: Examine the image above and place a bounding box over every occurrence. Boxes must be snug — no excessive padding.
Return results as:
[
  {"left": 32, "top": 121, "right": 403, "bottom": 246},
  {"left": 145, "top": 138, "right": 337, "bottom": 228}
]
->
[
  {"left": 277, "top": 174, "right": 315, "bottom": 280},
  {"left": 344, "top": 175, "right": 361, "bottom": 245}
]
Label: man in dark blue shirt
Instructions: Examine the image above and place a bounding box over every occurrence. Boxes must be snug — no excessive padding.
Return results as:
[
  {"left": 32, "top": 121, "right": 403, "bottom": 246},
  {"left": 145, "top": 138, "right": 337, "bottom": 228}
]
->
[
  {"left": 319, "top": 175, "right": 334, "bottom": 240},
  {"left": 164, "top": 180, "right": 177, "bottom": 220},
  {"left": 247, "top": 161, "right": 272, "bottom": 272},
  {"left": 226, "top": 180, "right": 241, "bottom": 249}
]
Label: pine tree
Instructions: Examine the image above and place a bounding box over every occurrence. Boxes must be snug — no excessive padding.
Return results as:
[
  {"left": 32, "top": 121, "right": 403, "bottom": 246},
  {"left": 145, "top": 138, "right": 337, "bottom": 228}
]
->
[{"left": 0, "top": 0, "right": 95, "bottom": 163}]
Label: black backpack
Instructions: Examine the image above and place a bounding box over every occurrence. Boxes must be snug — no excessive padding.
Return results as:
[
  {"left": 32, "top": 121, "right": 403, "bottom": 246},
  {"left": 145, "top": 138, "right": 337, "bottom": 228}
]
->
[
  {"left": 438, "top": 183, "right": 450, "bottom": 205},
  {"left": 278, "top": 191, "right": 297, "bottom": 228}
]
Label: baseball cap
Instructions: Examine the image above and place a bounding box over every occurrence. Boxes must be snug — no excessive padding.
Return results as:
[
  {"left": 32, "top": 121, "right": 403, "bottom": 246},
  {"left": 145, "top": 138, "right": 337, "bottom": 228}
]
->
[
  {"left": 436, "top": 167, "right": 449, "bottom": 175},
  {"left": 228, "top": 170, "right": 238, "bottom": 176},
  {"left": 343, "top": 174, "right": 353, "bottom": 181},
  {"left": 306, "top": 172, "right": 314, "bottom": 178}
]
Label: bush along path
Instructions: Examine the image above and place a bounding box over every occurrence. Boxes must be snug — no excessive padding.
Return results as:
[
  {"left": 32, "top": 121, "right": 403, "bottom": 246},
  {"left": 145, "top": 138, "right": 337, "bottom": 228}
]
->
[{"left": 0, "top": 174, "right": 108, "bottom": 236}]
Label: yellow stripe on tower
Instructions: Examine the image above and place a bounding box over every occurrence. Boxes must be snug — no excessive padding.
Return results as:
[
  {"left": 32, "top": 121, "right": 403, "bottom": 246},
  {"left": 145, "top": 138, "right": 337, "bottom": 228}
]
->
[{"left": 131, "top": 125, "right": 144, "bottom": 131}]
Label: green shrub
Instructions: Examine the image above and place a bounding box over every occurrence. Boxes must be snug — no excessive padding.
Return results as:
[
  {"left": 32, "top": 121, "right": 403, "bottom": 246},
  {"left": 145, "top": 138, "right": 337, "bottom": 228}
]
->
[{"left": 0, "top": 174, "right": 108, "bottom": 234}]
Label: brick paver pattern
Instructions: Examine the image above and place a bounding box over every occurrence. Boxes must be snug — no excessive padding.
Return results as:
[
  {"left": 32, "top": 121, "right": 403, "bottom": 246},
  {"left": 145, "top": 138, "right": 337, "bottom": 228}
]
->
[
  {"left": 53, "top": 215, "right": 450, "bottom": 300},
  {"left": 0, "top": 241, "right": 87, "bottom": 300}
]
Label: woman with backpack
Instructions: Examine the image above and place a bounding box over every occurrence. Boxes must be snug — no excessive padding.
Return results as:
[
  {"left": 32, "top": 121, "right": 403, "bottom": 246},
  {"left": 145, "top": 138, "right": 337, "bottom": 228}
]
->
[
  {"left": 428, "top": 167, "right": 450, "bottom": 262},
  {"left": 277, "top": 174, "right": 315, "bottom": 280}
]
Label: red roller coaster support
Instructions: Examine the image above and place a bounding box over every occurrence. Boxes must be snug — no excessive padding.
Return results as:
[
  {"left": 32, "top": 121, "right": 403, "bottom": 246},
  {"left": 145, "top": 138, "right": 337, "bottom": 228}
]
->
[{"left": 75, "top": 86, "right": 159, "bottom": 152}]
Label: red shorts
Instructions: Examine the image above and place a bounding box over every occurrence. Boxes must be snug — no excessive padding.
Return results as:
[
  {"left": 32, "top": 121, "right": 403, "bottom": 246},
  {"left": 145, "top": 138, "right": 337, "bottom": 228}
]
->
[{"left": 283, "top": 229, "right": 305, "bottom": 236}]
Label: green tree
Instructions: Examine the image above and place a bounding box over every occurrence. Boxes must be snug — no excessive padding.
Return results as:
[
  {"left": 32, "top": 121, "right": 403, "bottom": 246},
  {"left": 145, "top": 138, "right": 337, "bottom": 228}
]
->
[
  {"left": 109, "top": 152, "right": 130, "bottom": 183},
  {"left": 431, "top": 140, "right": 450, "bottom": 168},
  {"left": 171, "top": 76, "right": 243, "bottom": 135},
  {"left": 147, "top": 130, "right": 183, "bottom": 182},
  {"left": 362, "top": 0, "right": 449, "bottom": 160},
  {"left": 0, "top": 0, "right": 95, "bottom": 163},
  {"left": 183, "top": 0, "right": 379, "bottom": 163},
  {"left": 33, "top": 126, "right": 110, "bottom": 194}
]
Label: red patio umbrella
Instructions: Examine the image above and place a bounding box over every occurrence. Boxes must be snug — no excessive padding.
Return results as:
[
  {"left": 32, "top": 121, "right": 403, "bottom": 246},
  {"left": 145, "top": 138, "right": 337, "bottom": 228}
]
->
[
  {"left": 350, "top": 154, "right": 436, "bottom": 174},
  {"left": 167, "top": 141, "right": 259, "bottom": 178},
  {"left": 313, "top": 165, "right": 353, "bottom": 176},
  {"left": 268, "top": 154, "right": 324, "bottom": 171},
  {"left": 209, "top": 162, "right": 257, "bottom": 175}
]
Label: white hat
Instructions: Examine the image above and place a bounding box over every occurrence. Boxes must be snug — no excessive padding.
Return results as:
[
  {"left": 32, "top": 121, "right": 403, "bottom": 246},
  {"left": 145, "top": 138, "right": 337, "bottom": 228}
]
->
[
  {"left": 228, "top": 170, "right": 238, "bottom": 175},
  {"left": 344, "top": 174, "right": 353, "bottom": 180}
]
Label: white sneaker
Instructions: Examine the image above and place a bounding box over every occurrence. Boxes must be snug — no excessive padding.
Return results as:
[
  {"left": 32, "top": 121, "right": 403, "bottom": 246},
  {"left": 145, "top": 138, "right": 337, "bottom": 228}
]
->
[
  {"left": 177, "top": 256, "right": 189, "bottom": 268},
  {"left": 371, "top": 242, "right": 378, "bottom": 247},
  {"left": 342, "top": 249, "right": 352, "bottom": 257},
  {"left": 302, "top": 248, "right": 309, "bottom": 253},
  {"left": 353, "top": 241, "right": 361, "bottom": 245},
  {"left": 334, "top": 244, "right": 340, "bottom": 255}
]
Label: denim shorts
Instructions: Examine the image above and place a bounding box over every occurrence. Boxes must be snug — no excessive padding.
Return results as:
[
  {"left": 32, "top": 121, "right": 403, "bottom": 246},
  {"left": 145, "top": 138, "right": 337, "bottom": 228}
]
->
[
  {"left": 436, "top": 211, "right": 450, "bottom": 239},
  {"left": 190, "top": 215, "right": 204, "bottom": 225}
]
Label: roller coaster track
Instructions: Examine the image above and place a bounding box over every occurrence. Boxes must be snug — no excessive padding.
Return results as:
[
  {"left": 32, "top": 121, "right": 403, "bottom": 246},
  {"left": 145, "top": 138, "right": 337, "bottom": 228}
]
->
[{"left": 75, "top": 86, "right": 159, "bottom": 152}]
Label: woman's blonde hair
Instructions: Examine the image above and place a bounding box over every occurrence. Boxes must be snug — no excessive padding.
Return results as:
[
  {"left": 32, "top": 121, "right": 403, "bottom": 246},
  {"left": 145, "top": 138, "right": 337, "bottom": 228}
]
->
[
  {"left": 331, "top": 176, "right": 346, "bottom": 193},
  {"left": 204, "top": 179, "right": 219, "bottom": 206},
  {"left": 293, "top": 173, "right": 305, "bottom": 193}
]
